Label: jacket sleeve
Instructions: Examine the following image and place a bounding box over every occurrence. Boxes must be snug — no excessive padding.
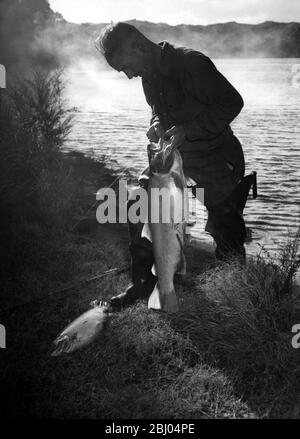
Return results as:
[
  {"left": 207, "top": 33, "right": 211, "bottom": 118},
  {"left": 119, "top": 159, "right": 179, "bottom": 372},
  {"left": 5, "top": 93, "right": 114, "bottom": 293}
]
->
[
  {"left": 150, "top": 106, "right": 160, "bottom": 126},
  {"left": 142, "top": 78, "right": 161, "bottom": 126},
  {"left": 182, "top": 56, "right": 244, "bottom": 141}
]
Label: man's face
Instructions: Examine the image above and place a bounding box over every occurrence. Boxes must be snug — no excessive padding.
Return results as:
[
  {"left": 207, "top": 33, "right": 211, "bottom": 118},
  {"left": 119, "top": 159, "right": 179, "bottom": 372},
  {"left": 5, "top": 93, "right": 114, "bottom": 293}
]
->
[{"left": 108, "top": 39, "right": 150, "bottom": 79}]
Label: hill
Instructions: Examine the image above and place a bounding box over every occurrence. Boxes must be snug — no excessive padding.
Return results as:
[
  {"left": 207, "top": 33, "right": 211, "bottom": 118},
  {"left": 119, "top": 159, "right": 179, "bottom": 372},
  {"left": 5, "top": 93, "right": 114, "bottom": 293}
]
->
[
  {"left": 57, "top": 18, "right": 300, "bottom": 62},
  {"left": 1, "top": 1, "right": 299, "bottom": 75}
]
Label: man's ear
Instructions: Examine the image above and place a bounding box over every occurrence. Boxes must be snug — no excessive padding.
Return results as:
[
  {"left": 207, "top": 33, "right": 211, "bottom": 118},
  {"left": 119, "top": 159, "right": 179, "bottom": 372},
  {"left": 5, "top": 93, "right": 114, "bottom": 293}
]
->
[{"left": 131, "top": 39, "right": 145, "bottom": 55}]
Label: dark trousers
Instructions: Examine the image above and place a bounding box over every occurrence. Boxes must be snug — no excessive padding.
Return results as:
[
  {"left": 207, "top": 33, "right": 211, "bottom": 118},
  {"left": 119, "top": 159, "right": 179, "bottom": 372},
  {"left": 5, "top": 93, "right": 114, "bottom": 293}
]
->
[
  {"left": 201, "top": 172, "right": 256, "bottom": 261},
  {"left": 204, "top": 184, "right": 247, "bottom": 262}
]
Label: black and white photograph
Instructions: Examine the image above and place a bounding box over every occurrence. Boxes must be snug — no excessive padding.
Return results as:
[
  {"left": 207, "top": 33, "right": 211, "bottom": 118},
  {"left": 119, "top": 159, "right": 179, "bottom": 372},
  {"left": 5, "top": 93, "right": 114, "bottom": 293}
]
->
[{"left": 1, "top": 0, "right": 300, "bottom": 422}]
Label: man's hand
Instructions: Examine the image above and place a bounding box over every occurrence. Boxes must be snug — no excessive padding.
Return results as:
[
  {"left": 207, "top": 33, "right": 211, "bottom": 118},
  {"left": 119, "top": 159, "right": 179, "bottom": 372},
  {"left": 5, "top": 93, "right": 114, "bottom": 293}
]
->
[
  {"left": 146, "top": 121, "right": 164, "bottom": 143},
  {"left": 164, "top": 125, "right": 186, "bottom": 150}
]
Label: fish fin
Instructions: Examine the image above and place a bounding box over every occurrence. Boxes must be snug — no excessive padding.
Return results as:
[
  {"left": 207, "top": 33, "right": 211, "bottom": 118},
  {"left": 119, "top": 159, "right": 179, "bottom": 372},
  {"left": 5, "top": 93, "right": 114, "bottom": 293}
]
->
[
  {"left": 51, "top": 336, "right": 75, "bottom": 357},
  {"left": 51, "top": 347, "right": 62, "bottom": 357},
  {"left": 175, "top": 232, "right": 186, "bottom": 275},
  {"left": 151, "top": 264, "right": 157, "bottom": 276},
  {"left": 170, "top": 171, "right": 185, "bottom": 191},
  {"left": 51, "top": 329, "right": 80, "bottom": 357},
  {"left": 148, "top": 284, "right": 179, "bottom": 314},
  {"left": 53, "top": 334, "right": 68, "bottom": 347},
  {"left": 141, "top": 222, "right": 152, "bottom": 242},
  {"left": 177, "top": 252, "right": 186, "bottom": 275},
  {"left": 148, "top": 282, "right": 161, "bottom": 310}
]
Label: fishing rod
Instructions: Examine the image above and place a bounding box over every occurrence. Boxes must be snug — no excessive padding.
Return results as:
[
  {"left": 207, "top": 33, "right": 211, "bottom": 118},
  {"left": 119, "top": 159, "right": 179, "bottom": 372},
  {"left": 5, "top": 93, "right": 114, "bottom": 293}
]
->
[{"left": 3, "top": 266, "right": 130, "bottom": 312}]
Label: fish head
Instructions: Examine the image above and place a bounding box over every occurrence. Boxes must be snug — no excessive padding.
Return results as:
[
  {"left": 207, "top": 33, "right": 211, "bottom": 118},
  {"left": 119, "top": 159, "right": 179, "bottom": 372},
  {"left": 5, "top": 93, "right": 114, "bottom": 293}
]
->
[{"left": 147, "top": 139, "right": 175, "bottom": 174}]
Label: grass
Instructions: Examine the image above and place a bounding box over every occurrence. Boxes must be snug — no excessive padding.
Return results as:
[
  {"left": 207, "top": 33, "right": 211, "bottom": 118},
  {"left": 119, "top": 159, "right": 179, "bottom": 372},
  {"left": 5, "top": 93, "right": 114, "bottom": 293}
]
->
[
  {"left": 173, "top": 241, "right": 300, "bottom": 418},
  {"left": 1, "top": 69, "right": 300, "bottom": 419},
  {"left": 2, "top": 228, "right": 299, "bottom": 418},
  {"left": 0, "top": 70, "right": 125, "bottom": 304}
]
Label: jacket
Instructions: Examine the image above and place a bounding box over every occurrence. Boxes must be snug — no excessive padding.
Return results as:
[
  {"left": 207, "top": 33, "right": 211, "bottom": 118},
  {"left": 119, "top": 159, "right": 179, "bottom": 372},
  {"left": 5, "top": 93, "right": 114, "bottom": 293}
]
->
[{"left": 142, "top": 41, "right": 245, "bottom": 207}]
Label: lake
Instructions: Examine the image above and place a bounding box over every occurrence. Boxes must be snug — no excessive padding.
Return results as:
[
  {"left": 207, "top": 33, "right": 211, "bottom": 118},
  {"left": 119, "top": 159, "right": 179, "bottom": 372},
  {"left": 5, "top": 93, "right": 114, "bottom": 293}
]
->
[{"left": 64, "top": 58, "right": 300, "bottom": 260}]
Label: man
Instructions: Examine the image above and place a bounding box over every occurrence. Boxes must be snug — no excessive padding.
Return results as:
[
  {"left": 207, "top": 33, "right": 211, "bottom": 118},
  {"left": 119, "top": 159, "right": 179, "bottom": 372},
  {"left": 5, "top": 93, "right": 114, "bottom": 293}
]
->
[{"left": 96, "top": 22, "right": 255, "bottom": 310}]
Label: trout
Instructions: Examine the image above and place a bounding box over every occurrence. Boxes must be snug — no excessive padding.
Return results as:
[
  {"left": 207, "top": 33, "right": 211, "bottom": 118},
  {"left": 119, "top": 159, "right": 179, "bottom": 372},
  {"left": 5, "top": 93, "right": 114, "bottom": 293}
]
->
[
  {"left": 142, "top": 140, "right": 189, "bottom": 314},
  {"left": 51, "top": 300, "right": 111, "bottom": 356}
]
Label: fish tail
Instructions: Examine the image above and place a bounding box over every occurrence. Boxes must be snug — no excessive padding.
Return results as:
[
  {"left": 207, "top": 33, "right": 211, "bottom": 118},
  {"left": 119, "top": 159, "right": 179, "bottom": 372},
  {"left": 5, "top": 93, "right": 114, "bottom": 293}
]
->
[
  {"left": 50, "top": 336, "right": 75, "bottom": 357},
  {"left": 148, "top": 282, "right": 179, "bottom": 314},
  {"left": 148, "top": 282, "right": 161, "bottom": 310}
]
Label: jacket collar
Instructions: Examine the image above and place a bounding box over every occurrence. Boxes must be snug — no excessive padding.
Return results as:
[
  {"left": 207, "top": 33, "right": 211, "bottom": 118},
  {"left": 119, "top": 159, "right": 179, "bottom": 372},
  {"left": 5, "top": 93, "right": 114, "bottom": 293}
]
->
[
  {"left": 158, "top": 41, "right": 179, "bottom": 76},
  {"left": 142, "top": 41, "right": 181, "bottom": 83},
  {"left": 158, "top": 41, "right": 184, "bottom": 76}
]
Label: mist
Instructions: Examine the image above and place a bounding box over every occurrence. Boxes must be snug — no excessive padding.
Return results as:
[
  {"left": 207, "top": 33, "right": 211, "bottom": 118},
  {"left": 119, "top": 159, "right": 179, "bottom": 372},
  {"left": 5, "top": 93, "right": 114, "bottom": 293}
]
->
[
  {"left": 1, "top": 0, "right": 299, "bottom": 81},
  {"left": 64, "top": 59, "right": 147, "bottom": 112},
  {"left": 0, "top": 0, "right": 60, "bottom": 75}
]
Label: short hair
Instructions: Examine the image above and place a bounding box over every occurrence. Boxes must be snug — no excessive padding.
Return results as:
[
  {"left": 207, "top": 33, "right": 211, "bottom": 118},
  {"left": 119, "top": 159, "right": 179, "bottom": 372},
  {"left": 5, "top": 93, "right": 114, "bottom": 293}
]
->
[{"left": 95, "top": 22, "right": 144, "bottom": 62}]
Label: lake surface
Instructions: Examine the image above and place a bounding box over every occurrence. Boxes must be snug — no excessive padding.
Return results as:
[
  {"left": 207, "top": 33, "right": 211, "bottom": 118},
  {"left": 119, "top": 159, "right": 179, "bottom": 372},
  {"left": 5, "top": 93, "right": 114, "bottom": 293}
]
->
[{"left": 64, "top": 58, "right": 300, "bottom": 260}]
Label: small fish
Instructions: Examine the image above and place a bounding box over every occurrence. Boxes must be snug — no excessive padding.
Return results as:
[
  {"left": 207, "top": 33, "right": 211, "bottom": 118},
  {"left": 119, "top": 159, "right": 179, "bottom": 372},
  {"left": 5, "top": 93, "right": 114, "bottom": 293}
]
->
[{"left": 51, "top": 300, "right": 111, "bottom": 356}]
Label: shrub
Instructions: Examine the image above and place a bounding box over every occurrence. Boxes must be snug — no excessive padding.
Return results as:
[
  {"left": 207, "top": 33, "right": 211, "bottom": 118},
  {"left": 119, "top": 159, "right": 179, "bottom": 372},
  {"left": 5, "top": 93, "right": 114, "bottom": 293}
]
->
[{"left": 0, "top": 69, "right": 77, "bottom": 275}]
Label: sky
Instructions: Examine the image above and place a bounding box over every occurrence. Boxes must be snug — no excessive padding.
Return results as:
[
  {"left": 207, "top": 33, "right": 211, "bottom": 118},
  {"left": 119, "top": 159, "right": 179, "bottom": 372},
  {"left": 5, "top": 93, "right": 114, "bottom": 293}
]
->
[{"left": 49, "top": 0, "right": 300, "bottom": 25}]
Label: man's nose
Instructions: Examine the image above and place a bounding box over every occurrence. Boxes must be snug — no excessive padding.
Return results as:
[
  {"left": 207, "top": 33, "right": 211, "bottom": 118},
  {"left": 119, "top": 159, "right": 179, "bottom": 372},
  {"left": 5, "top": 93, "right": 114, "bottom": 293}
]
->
[{"left": 124, "top": 69, "right": 133, "bottom": 79}]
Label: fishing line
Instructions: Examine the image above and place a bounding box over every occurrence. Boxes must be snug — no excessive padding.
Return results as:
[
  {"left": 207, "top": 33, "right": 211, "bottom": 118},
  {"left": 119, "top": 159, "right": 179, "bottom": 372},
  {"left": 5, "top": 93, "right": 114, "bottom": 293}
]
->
[
  {"left": 3, "top": 266, "right": 130, "bottom": 312},
  {"left": 71, "top": 163, "right": 131, "bottom": 232}
]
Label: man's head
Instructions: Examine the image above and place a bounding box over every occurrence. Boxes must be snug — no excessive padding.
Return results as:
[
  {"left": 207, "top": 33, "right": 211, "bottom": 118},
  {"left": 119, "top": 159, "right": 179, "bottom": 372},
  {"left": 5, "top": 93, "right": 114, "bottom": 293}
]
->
[{"left": 95, "top": 22, "right": 160, "bottom": 79}]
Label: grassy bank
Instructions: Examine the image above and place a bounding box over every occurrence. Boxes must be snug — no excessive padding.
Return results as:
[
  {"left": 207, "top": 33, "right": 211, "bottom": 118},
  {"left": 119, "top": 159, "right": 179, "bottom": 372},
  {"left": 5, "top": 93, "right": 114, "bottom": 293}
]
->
[
  {"left": 0, "top": 70, "right": 129, "bottom": 309},
  {"left": 1, "top": 71, "right": 300, "bottom": 419},
  {"left": 2, "top": 227, "right": 300, "bottom": 418}
]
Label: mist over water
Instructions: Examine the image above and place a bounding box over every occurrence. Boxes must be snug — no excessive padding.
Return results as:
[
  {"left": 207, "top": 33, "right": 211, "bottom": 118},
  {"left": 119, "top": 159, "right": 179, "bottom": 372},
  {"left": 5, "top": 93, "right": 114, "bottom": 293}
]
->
[{"left": 64, "top": 58, "right": 300, "bottom": 258}]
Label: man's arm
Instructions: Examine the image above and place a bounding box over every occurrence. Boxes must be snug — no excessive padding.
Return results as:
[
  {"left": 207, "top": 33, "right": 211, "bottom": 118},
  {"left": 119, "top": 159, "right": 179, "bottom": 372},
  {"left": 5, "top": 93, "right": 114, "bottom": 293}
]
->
[
  {"left": 147, "top": 107, "right": 164, "bottom": 142},
  {"left": 142, "top": 78, "right": 164, "bottom": 142},
  {"left": 150, "top": 106, "right": 160, "bottom": 126},
  {"left": 182, "top": 55, "right": 244, "bottom": 142}
]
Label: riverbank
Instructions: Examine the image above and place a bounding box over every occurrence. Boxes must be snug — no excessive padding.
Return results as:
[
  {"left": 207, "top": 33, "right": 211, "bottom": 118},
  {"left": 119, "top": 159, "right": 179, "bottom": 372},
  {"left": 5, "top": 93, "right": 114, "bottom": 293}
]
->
[
  {"left": 2, "top": 149, "right": 300, "bottom": 419},
  {"left": 2, "top": 148, "right": 215, "bottom": 311}
]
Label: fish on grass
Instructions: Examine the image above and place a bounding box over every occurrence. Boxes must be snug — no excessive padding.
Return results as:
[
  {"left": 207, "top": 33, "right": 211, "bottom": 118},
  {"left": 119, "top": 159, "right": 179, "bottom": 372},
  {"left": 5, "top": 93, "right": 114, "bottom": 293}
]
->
[
  {"left": 142, "top": 139, "right": 189, "bottom": 314},
  {"left": 51, "top": 300, "right": 111, "bottom": 356}
]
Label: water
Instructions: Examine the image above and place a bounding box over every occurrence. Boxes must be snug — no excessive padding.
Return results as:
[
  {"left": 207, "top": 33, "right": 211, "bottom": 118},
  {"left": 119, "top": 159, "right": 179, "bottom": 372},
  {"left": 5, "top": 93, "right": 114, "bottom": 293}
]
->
[{"left": 64, "top": 58, "right": 300, "bottom": 259}]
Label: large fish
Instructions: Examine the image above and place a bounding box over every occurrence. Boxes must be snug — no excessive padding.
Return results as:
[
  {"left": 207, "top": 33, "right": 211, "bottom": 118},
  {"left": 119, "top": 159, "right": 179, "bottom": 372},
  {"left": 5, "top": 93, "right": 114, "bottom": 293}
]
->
[
  {"left": 142, "top": 140, "right": 189, "bottom": 314},
  {"left": 51, "top": 300, "right": 111, "bottom": 356}
]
